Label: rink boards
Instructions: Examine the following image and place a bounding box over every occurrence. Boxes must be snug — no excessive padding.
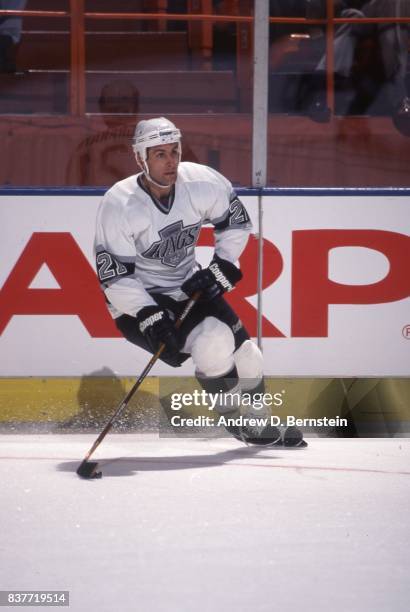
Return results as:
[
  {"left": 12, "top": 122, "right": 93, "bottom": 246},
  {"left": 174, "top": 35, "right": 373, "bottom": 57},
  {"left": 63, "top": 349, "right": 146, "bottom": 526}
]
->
[
  {"left": 1, "top": 190, "right": 409, "bottom": 377},
  {"left": 0, "top": 189, "right": 409, "bottom": 427}
]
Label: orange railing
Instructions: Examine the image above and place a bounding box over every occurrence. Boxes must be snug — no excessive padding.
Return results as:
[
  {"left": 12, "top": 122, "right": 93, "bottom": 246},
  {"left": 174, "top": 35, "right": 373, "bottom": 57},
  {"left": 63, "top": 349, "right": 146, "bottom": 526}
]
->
[{"left": 1, "top": 1, "right": 409, "bottom": 116}]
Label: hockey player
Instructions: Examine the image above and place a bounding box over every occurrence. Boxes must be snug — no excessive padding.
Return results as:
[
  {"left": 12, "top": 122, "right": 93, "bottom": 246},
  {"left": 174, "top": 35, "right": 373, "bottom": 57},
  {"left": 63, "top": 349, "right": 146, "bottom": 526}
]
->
[{"left": 95, "top": 116, "right": 305, "bottom": 447}]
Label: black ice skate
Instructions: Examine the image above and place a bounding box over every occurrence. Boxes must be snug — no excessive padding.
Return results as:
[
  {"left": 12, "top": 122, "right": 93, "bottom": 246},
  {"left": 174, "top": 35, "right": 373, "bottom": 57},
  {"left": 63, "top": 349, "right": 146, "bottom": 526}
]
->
[{"left": 282, "top": 426, "right": 308, "bottom": 448}]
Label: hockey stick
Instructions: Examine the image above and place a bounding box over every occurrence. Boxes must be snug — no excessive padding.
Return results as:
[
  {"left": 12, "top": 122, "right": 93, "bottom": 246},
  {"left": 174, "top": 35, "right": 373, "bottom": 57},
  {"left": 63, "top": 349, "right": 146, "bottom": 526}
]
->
[{"left": 76, "top": 291, "right": 201, "bottom": 479}]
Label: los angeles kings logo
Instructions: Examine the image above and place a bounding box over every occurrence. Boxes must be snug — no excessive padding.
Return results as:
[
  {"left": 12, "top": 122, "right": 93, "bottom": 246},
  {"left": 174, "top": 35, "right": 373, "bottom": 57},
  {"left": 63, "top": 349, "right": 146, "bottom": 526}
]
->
[{"left": 142, "top": 220, "right": 202, "bottom": 267}]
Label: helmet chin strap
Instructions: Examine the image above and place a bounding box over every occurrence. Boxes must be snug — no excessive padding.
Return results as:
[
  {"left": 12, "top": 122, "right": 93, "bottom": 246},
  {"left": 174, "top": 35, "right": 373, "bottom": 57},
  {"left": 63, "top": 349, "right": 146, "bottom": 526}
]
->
[
  {"left": 137, "top": 149, "right": 180, "bottom": 191},
  {"left": 143, "top": 163, "right": 174, "bottom": 190}
]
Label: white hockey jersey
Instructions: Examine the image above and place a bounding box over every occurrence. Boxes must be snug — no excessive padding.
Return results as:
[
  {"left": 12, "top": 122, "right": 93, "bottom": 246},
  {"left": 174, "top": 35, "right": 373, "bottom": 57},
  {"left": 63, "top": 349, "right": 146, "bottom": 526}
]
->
[{"left": 94, "top": 162, "right": 252, "bottom": 318}]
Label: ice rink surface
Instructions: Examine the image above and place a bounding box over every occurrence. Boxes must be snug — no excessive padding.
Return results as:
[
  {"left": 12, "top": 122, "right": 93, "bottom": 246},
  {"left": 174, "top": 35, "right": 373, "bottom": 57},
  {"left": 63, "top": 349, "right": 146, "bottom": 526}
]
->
[{"left": 1, "top": 434, "right": 409, "bottom": 612}]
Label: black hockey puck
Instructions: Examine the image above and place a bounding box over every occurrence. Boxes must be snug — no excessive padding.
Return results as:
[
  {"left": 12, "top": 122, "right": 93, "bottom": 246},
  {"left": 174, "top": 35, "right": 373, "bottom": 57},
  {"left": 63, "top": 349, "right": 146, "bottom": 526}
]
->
[{"left": 76, "top": 460, "right": 102, "bottom": 479}]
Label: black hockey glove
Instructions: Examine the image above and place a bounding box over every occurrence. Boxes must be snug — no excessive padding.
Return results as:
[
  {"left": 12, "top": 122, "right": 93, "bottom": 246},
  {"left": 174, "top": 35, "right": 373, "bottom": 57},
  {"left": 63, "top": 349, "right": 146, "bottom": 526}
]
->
[
  {"left": 136, "top": 306, "right": 181, "bottom": 366},
  {"left": 182, "top": 255, "right": 242, "bottom": 302}
]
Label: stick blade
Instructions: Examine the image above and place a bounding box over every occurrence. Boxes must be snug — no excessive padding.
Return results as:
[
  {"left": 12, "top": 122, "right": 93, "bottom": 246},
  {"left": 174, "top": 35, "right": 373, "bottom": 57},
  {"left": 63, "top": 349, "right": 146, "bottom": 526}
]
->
[{"left": 76, "top": 460, "right": 102, "bottom": 479}]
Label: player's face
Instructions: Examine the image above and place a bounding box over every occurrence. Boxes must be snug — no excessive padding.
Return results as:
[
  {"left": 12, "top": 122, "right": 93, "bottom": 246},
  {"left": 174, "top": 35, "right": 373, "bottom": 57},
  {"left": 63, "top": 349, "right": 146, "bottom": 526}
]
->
[{"left": 145, "top": 142, "right": 180, "bottom": 187}]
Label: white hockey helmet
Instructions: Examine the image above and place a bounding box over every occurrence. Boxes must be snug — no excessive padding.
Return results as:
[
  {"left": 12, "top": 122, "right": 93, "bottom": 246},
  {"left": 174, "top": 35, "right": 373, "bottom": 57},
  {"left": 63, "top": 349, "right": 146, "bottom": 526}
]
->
[{"left": 132, "top": 117, "right": 182, "bottom": 185}]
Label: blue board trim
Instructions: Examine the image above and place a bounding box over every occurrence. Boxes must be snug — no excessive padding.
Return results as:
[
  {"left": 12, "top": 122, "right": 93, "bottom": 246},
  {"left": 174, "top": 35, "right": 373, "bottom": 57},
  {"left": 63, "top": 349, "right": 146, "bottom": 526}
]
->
[{"left": 0, "top": 186, "right": 409, "bottom": 197}]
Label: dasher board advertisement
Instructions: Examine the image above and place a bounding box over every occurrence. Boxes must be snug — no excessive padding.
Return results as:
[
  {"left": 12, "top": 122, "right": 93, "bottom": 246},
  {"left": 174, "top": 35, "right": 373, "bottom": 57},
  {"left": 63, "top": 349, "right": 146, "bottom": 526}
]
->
[{"left": 0, "top": 192, "right": 409, "bottom": 376}]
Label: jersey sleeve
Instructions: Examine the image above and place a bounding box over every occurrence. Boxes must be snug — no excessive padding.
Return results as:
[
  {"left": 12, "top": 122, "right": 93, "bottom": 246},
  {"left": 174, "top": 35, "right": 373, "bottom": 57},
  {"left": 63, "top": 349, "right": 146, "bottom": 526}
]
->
[
  {"left": 94, "top": 192, "right": 156, "bottom": 317},
  {"left": 203, "top": 167, "right": 253, "bottom": 263}
]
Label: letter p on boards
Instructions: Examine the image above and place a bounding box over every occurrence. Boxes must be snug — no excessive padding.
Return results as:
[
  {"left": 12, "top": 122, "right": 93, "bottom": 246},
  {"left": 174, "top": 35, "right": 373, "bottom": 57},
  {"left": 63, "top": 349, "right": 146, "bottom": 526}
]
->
[{"left": 291, "top": 230, "right": 410, "bottom": 337}]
